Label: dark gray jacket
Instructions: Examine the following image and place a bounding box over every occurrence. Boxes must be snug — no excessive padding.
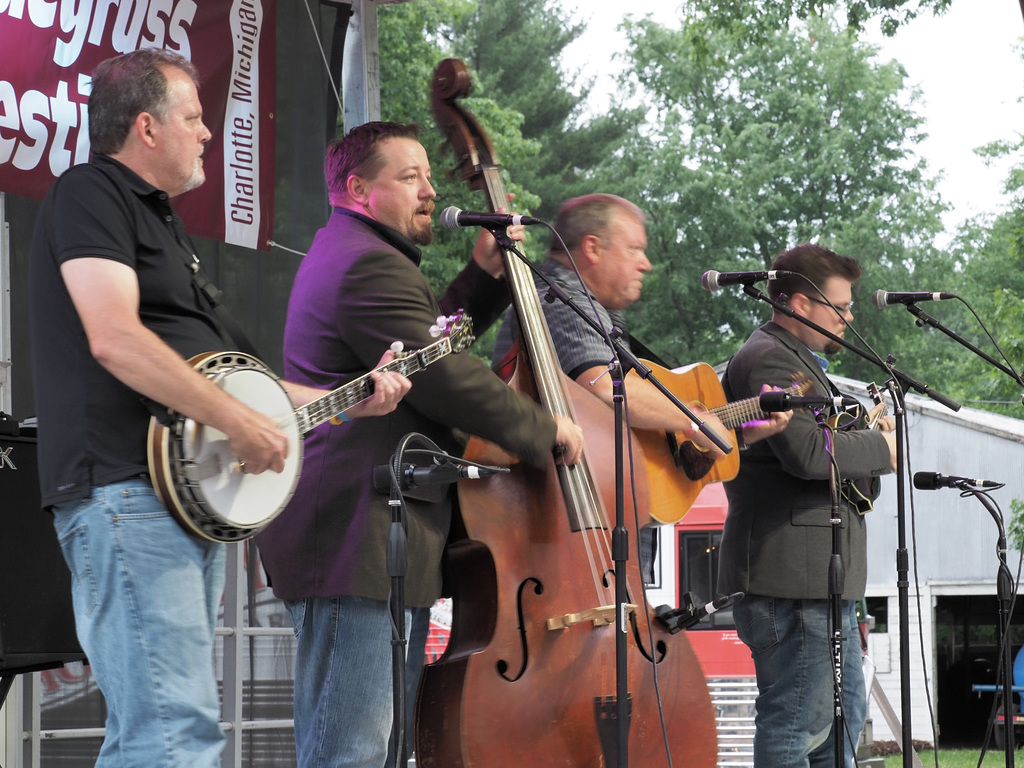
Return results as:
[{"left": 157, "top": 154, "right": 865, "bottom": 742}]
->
[{"left": 718, "top": 321, "right": 891, "bottom": 600}]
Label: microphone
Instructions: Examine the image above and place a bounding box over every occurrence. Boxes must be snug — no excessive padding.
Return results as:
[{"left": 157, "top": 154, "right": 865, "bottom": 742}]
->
[
  {"left": 871, "top": 290, "right": 956, "bottom": 308},
  {"left": 758, "top": 391, "right": 859, "bottom": 413},
  {"left": 701, "top": 269, "right": 791, "bottom": 292},
  {"left": 439, "top": 206, "right": 544, "bottom": 231},
  {"left": 656, "top": 592, "right": 745, "bottom": 634},
  {"left": 913, "top": 471, "right": 1003, "bottom": 490},
  {"left": 372, "top": 460, "right": 509, "bottom": 493}
]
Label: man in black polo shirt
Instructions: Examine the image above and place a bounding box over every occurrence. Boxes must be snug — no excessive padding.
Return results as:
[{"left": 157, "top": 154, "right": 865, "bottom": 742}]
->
[{"left": 28, "top": 50, "right": 407, "bottom": 767}]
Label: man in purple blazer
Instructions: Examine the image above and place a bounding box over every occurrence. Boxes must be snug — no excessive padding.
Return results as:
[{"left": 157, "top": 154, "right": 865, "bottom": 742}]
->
[{"left": 256, "top": 121, "right": 584, "bottom": 768}]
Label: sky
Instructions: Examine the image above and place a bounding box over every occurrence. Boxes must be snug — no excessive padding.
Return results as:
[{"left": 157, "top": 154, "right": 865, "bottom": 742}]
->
[{"left": 561, "top": 0, "right": 1024, "bottom": 241}]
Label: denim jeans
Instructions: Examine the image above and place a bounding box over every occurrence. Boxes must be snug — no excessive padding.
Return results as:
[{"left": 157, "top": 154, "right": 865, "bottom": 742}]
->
[
  {"left": 285, "top": 594, "right": 412, "bottom": 768},
  {"left": 52, "top": 479, "right": 226, "bottom": 768},
  {"left": 734, "top": 594, "right": 867, "bottom": 768}
]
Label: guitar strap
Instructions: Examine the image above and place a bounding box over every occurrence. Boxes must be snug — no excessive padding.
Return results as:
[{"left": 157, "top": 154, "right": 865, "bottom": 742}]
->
[
  {"left": 626, "top": 333, "right": 673, "bottom": 370},
  {"left": 170, "top": 222, "right": 263, "bottom": 360},
  {"left": 819, "top": 370, "right": 880, "bottom": 512},
  {"left": 89, "top": 160, "right": 264, "bottom": 360}
]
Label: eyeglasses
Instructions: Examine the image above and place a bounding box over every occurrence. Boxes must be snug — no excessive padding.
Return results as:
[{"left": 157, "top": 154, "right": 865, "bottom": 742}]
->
[{"left": 807, "top": 296, "right": 854, "bottom": 315}]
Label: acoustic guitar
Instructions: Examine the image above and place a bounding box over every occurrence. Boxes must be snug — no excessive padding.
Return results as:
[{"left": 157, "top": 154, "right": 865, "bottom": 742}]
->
[{"left": 635, "top": 361, "right": 810, "bottom": 524}]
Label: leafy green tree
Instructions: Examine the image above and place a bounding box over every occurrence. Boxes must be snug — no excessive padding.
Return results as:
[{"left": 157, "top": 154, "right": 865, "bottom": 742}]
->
[
  {"left": 684, "top": 0, "right": 954, "bottom": 38},
  {"left": 446, "top": 0, "right": 644, "bottom": 219},
  {"left": 590, "top": 14, "right": 951, "bottom": 386},
  {"left": 944, "top": 134, "right": 1024, "bottom": 415},
  {"left": 375, "top": 1, "right": 543, "bottom": 357}
]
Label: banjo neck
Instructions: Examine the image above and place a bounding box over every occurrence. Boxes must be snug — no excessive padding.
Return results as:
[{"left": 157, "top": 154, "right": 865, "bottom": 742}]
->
[{"left": 296, "top": 330, "right": 461, "bottom": 434}]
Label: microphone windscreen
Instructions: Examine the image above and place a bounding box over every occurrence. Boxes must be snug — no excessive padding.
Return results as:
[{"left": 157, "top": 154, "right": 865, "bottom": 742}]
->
[
  {"left": 758, "top": 391, "right": 788, "bottom": 412},
  {"left": 700, "top": 271, "right": 719, "bottom": 291},
  {"left": 912, "top": 471, "right": 940, "bottom": 491},
  {"left": 439, "top": 206, "right": 461, "bottom": 231}
]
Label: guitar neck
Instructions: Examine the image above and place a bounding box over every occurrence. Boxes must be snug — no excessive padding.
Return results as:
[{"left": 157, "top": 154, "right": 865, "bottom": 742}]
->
[
  {"left": 712, "top": 396, "right": 771, "bottom": 431},
  {"left": 711, "top": 380, "right": 809, "bottom": 430},
  {"left": 296, "top": 337, "right": 453, "bottom": 434}
]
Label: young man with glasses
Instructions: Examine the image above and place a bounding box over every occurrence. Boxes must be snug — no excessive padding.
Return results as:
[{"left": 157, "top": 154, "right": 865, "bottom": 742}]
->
[{"left": 718, "top": 243, "right": 897, "bottom": 768}]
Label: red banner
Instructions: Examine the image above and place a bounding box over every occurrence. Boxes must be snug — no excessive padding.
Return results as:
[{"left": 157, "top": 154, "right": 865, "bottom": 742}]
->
[{"left": 0, "top": 0, "right": 277, "bottom": 250}]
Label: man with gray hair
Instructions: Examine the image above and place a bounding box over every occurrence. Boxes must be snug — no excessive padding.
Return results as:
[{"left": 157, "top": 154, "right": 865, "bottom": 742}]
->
[
  {"left": 493, "top": 193, "right": 788, "bottom": 462},
  {"left": 28, "top": 50, "right": 406, "bottom": 767},
  {"left": 492, "top": 193, "right": 790, "bottom": 582}
]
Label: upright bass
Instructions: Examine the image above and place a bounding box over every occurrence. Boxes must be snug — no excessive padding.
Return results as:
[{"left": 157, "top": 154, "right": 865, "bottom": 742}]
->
[{"left": 415, "top": 58, "right": 718, "bottom": 768}]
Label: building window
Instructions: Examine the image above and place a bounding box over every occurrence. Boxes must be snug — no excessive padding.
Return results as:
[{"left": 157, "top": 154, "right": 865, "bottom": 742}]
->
[{"left": 677, "top": 529, "right": 736, "bottom": 630}]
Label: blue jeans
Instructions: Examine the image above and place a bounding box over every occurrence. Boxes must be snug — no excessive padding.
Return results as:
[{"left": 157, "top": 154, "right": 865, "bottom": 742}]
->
[
  {"left": 734, "top": 595, "right": 867, "bottom": 768},
  {"left": 285, "top": 594, "right": 412, "bottom": 768},
  {"left": 52, "top": 479, "right": 226, "bottom": 768}
]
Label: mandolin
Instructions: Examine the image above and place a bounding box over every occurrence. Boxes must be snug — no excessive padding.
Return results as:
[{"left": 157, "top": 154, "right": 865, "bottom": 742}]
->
[{"left": 836, "top": 381, "right": 887, "bottom": 513}]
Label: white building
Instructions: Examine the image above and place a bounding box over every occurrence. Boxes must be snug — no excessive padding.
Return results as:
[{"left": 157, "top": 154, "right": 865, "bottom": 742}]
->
[{"left": 843, "top": 376, "right": 1024, "bottom": 747}]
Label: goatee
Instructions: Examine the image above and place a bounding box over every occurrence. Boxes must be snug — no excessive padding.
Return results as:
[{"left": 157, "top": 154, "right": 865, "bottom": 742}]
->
[{"left": 412, "top": 226, "right": 434, "bottom": 246}]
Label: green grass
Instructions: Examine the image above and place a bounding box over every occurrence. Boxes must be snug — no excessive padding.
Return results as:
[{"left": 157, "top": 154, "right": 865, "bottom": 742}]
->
[{"left": 883, "top": 748, "right": 1018, "bottom": 767}]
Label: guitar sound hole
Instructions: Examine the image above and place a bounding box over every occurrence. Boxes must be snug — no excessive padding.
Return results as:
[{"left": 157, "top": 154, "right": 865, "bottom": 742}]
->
[{"left": 675, "top": 443, "right": 716, "bottom": 481}]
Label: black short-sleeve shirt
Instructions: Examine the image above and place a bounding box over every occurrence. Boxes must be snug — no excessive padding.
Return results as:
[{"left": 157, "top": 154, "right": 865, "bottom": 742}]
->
[{"left": 29, "top": 155, "right": 226, "bottom": 507}]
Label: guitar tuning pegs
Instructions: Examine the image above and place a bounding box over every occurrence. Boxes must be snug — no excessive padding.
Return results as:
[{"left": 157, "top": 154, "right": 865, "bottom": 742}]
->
[{"left": 390, "top": 340, "right": 405, "bottom": 355}]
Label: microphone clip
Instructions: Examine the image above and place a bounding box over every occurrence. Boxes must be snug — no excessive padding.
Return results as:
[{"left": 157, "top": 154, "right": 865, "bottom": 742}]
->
[
  {"left": 654, "top": 591, "right": 744, "bottom": 634},
  {"left": 655, "top": 593, "right": 704, "bottom": 634}
]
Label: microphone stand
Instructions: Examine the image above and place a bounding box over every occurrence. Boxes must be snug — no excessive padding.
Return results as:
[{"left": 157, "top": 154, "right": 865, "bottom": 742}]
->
[
  {"left": 963, "top": 483, "right": 1016, "bottom": 768},
  {"left": 900, "top": 303, "right": 1024, "bottom": 391},
  {"left": 493, "top": 236, "right": 733, "bottom": 768},
  {"left": 609, "top": 357, "right": 630, "bottom": 768},
  {"left": 820, "top": 416, "right": 848, "bottom": 768},
  {"left": 381, "top": 443, "right": 411, "bottom": 768},
  {"left": 376, "top": 432, "right": 447, "bottom": 768},
  {"left": 890, "top": 299, "right": 1024, "bottom": 765},
  {"left": 737, "top": 283, "right": 959, "bottom": 768}
]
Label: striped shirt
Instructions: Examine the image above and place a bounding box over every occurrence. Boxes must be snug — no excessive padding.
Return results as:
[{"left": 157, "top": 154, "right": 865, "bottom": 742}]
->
[{"left": 492, "top": 258, "right": 630, "bottom": 379}]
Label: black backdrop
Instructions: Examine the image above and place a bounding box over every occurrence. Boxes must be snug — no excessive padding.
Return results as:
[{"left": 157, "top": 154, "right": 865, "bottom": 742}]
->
[{"left": 4, "top": 0, "right": 347, "bottom": 422}]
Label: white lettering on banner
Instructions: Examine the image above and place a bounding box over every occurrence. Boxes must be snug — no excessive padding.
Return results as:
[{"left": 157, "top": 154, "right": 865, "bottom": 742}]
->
[
  {"left": 0, "top": 0, "right": 26, "bottom": 19},
  {"left": 0, "top": 76, "right": 89, "bottom": 175},
  {"left": 109, "top": 2, "right": 149, "bottom": 54},
  {"left": 53, "top": 0, "right": 92, "bottom": 67},
  {"left": 29, "top": 0, "right": 57, "bottom": 27},
  {"left": 0, "top": 0, "right": 198, "bottom": 68},
  {"left": 223, "top": 0, "right": 261, "bottom": 249}
]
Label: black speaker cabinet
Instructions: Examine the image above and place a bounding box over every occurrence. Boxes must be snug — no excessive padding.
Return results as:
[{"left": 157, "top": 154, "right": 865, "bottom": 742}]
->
[{"left": 0, "top": 434, "right": 86, "bottom": 675}]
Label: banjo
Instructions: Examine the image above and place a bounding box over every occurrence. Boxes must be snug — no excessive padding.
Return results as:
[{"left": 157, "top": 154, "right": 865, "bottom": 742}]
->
[{"left": 147, "top": 312, "right": 474, "bottom": 542}]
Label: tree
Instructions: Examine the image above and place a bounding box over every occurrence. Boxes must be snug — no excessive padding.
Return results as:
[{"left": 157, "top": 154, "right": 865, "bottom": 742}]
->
[
  {"left": 592, "top": 14, "right": 951, "bottom": 385},
  {"left": 447, "top": 0, "right": 644, "bottom": 219},
  {"left": 375, "top": 1, "right": 543, "bottom": 357},
  {"left": 685, "top": 0, "right": 954, "bottom": 38},
  {"left": 942, "top": 133, "right": 1024, "bottom": 415}
]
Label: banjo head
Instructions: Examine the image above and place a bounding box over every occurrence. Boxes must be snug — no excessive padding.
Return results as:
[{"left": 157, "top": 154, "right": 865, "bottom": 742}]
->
[{"left": 165, "top": 353, "right": 303, "bottom": 541}]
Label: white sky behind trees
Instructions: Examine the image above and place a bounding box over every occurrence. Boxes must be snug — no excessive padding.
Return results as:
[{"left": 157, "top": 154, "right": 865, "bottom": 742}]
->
[{"left": 562, "top": 0, "right": 1024, "bottom": 239}]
